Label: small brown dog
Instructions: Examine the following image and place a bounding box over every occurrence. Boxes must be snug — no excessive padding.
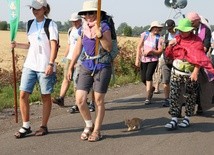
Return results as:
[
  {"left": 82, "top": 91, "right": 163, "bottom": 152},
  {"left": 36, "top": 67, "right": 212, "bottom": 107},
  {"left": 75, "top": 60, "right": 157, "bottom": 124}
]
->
[{"left": 125, "top": 118, "right": 142, "bottom": 131}]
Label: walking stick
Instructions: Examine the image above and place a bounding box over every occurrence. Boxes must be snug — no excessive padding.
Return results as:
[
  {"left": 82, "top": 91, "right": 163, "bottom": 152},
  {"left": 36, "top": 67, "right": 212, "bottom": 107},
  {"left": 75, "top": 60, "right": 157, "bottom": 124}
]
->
[
  {"left": 11, "top": 48, "right": 18, "bottom": 123},
  {"left": 95, "top": 0, "right": 102, "bottom": 56}
]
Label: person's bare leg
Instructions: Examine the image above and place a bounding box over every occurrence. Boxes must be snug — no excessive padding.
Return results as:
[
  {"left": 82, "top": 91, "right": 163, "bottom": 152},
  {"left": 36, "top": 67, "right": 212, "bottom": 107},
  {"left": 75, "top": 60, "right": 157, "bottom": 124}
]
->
[
  {"left": 146, "top": 81, "right": 154, "bottom": 99},
  {"left": 163, "top": 83, "right": 170, "bottom": 99},
  {"left": 19, "top": 91, "right": 30, "bottom": 122},
  {"left": 93, "top": 92, "right": 105, "bottom": 132},
  {"left": 59, "top": 78, "right": 70, "bottom": 97},
  {"left": 76, "top": 90, "right": 91, "bottom": 120},
  {"left": 41, "top": 94, "right": 52, "bottom": 127}
]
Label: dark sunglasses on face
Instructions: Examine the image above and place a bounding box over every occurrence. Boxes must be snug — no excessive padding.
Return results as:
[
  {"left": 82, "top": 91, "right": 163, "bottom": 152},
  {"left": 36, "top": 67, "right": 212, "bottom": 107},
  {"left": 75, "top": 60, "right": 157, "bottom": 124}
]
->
[{"left": 83, "top": 11, "right": 96, "bottom": 16}]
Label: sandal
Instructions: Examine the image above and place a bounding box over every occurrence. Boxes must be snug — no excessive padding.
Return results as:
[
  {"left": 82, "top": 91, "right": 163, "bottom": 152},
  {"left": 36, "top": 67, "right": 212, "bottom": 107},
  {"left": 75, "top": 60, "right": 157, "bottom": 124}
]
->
[
  {"left": 35, "top": 126, "right": 48, "bottom": 136},
  {"left": 88, "top": 131, "right": 102, "bottom": 142},
  {"left": 14, "top": 127, "right": 32, "bottom": 139},
  {"left": 165, "top": 120, "right": 177, "bottom": 130},
  {"left": 178, "top": 118, "right": 190, "bottom": 128},
  {"left": 80, "top": 126, "right": 94, "bottom": 140}
]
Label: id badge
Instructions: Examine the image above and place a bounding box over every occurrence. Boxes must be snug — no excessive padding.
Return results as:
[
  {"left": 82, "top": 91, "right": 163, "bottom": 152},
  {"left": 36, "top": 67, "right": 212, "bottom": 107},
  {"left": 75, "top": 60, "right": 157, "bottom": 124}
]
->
[{"left": 39, "top": 45, "right": 42, "bottom": 54}]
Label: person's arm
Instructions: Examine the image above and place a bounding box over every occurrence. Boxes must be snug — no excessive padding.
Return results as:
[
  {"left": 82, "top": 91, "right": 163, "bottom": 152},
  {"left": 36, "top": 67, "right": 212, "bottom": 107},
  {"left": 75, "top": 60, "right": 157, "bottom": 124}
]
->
[
  {"left": 95, "top": 23, "right": 112, "bottom": 52},
  {"left": 190, "top": 65, "right": 200, "bottom": 81},
  {"left": 11, "top": 41, "right": 30, "bottom": 49},
  {"left": 151, "top": 38, "right": 164, "bottom": 56},
  {"left": 45, "top": 39, "right": 58, "bottom": 75},
  {"left": 135, "top": 37, "right": 144, "bottom": 67},
  {"left": 67, "top": 37, "right": 82, "bottom": 81}
]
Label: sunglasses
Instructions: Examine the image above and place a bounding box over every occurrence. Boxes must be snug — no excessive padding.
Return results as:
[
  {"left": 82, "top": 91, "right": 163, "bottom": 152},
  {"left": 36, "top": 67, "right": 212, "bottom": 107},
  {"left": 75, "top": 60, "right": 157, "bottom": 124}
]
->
[{"left": 83, "top": 11, "right": 96, "bottom": 16}]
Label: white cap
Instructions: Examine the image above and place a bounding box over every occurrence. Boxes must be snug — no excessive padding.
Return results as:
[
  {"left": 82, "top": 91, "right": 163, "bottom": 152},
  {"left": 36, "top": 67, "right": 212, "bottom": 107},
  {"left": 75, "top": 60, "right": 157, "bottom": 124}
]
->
[
  {"left": 28, "top": 0, "right": 47, "bottom": 9},
  {"left": 69, "top": 12, "right": 82, "bottom": 21}
]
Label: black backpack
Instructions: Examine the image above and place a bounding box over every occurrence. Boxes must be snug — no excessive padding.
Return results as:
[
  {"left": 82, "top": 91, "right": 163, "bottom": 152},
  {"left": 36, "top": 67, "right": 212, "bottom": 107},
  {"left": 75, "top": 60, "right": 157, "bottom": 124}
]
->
[
  {"left": 98, "top": 15, "right": 119, "bottom": 63},
  {"left": 27, "top": 19, "right": 60, "bottom": 52}
]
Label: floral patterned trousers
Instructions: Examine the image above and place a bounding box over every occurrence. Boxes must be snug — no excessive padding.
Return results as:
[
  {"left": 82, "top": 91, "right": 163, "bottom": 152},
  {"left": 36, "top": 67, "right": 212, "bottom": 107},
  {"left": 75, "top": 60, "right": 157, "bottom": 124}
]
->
[{"left": 169, "top": 71, "right": 198, "bottom": 117}]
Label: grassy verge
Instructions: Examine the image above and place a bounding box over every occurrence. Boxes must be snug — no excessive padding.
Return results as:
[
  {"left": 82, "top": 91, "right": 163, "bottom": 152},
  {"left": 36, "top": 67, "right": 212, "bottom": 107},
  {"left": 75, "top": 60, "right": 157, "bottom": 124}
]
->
[{"left": 0, "top": 39, "right": 139, "bottom": 111}]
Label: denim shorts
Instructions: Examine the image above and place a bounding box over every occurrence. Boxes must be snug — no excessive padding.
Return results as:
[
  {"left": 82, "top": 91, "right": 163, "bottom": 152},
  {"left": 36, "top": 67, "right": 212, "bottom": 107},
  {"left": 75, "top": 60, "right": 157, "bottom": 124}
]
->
[
  {"left": 77, "top": 65, "right": 112, "bottom": 93},
  {"left": 20, "top": 67, "right": 56, "bottom": 94}
]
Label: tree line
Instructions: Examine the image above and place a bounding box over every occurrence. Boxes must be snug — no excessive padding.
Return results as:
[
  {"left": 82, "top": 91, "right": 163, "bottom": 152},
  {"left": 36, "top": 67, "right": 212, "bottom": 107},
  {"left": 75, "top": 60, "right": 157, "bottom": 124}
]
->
[{"left": 1, "top": 20, "right": 214, "bottom": 37}]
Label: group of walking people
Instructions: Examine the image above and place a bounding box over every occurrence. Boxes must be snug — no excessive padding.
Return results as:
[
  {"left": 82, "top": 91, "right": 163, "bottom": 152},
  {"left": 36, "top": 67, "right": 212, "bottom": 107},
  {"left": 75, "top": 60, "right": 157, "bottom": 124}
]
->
[{"left": 10, "top": 0, "right": 214, "bottom": 142}]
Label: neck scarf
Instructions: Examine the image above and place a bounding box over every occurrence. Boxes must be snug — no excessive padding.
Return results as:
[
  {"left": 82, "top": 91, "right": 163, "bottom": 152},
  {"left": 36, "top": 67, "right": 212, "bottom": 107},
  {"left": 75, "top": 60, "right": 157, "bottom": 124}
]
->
[{"left": 82, "top": 21, "right": 97, "bottom": 39}]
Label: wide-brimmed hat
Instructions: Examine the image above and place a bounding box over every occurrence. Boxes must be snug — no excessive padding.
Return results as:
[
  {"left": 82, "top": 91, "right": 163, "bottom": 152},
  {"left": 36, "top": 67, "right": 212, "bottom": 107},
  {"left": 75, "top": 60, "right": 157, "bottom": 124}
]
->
[
  {"left": 165, "top": 19, "right": 175, "bottom": 29},
  {"left": 27, "top": 0, "right": 47, "bottom": 9},
  {"left": 174, "top": 18, "right": 194, "bottom": 32},
  {"left": 78, "top": 0, "right": 106, "bottom": 15},
  {"left": 69, "top": 12, "right": 82, "bottom": 21},
  {"left": 186, "top": 12, "right": 201, "bottom": 21},
  {"left": 148, "top": 21, "right": 163, "bottom": 31}
]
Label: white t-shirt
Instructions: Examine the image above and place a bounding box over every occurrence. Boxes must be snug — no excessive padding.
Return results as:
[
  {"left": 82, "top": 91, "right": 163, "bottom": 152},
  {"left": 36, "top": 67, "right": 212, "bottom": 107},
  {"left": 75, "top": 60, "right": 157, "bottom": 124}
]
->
[
  {"left": 66, "top": 27, "right": 80, "bottom": 60},
  {"left": 24, "top": 18, "right": 58, "bottom": 72}
]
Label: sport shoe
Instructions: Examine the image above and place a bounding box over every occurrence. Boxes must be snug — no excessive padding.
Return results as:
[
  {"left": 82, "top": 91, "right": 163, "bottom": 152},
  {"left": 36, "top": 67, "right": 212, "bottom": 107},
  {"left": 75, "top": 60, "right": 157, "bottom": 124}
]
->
[
  {"left": 53, "top": 97, "right": 64, "bottom": 106},
  {"left": 68, "top": 105, "right": 79, "bottom": 114},
  {"left": 144, "top": 99, "right": 151, "bottom": 105},
  {"left": 88, "top": 101, "right": 95, "bottom": 112}
]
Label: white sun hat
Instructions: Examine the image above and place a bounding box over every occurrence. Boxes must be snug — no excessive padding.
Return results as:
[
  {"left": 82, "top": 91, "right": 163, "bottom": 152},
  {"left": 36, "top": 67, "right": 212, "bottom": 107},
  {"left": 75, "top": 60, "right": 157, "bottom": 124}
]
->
[
  {"left": 78, "top": 0, "right": 106, "bottom": 15},
  {"left": 28, "top": 0, "right": 47, "bottom": 9},
  {"left": 69, "top": 12, "right": 82, "bottom": 21},
  {"left": 148, "top": 21, "right": 163, "bottom": 31}
]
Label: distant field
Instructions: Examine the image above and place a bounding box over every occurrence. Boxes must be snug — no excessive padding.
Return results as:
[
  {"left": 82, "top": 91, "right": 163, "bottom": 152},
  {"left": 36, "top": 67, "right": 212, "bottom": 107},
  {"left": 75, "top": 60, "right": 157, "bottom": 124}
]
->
[{"left": 0, "top": 30, "right": 140, "bottom": 71}]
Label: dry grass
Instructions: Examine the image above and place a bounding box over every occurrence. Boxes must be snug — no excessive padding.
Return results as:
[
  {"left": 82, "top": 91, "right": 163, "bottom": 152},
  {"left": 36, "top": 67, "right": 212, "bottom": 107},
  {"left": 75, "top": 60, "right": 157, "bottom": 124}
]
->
[
  {"left": 0, "top": 30, "right": 139, "bottom": 72},
  {"left": 0, "top": 30, "right": 140, "bottom": 86}
]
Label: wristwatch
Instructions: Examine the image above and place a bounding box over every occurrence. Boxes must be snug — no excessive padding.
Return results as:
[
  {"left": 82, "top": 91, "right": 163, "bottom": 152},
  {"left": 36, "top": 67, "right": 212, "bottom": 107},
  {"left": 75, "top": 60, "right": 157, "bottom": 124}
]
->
[{"left": 48, "top": 62, "right": 54, "bottom": 67}]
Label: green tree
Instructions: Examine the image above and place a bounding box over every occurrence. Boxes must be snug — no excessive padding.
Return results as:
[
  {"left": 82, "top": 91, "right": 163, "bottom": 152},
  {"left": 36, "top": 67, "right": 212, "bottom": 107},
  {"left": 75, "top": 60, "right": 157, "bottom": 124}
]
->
[
  {"left": 123, "top": 26, "right": 132, "bottom": 36},
  {"left": 0, "top": 21, "right": 8, "bottom": 30},
  {"left": 18, "top": 21, "right": 25, "bottom": 31},
  {"left": 117, "top": 22, "right": 129, "bottom": 36},
  {"left": 132, "top": 26, "right": 144, "bottom": 37}
]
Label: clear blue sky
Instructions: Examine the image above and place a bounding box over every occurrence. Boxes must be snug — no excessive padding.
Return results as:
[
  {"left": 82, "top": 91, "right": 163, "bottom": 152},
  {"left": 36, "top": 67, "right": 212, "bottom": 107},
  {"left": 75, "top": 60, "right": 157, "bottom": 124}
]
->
[{"left": 1, "top": 0, "right": 214, "bottom": 28}]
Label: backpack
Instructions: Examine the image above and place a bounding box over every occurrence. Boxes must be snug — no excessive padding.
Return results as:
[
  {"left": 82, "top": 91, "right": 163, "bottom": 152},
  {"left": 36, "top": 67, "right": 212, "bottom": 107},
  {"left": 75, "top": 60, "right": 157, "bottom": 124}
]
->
[
  {"left": 143, "top": 31, "right": 160, "bottom": 50},
  {"left": 27, "top": 18, "right": 60, "bottom": 52},
  {"left": 97, "top": 15, "right": 119, "bottom": 63}
]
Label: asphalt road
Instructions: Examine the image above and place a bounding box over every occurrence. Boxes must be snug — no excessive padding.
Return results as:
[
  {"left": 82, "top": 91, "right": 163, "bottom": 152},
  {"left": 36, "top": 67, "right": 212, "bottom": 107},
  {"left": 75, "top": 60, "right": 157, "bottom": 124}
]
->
[{"left": 0, "top": 87, "right": 214, "bottom": 155}]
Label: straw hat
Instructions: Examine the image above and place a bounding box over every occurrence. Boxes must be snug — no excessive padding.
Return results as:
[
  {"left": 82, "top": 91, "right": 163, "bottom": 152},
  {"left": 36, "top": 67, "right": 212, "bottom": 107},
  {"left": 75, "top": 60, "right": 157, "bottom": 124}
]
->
[
  {"left": 78, "top": 0, "right": 106, "bottom": 15},
  {"left": 28, "top": 0, "right": 47, "bottom": 9},
  {"left": 148, "top": 21, "right": 163, "bottom": 31}
]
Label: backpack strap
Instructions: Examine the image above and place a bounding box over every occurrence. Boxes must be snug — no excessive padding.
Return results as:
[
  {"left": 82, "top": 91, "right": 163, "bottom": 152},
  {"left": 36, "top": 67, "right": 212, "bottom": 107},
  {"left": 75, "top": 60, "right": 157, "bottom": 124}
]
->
[
  {"left": 27, "top": 18, "right": 52, "bottom": 40},
  {"left": 143, "top": 31, "right": 150, "bottom": 41},
  {"left": 155, "top": 34, "right": 160, "bottom": 50},
  {"left": 44, "top": 18, "right": 52, "bottom": 40},
  {"left": 27, "top": 19, "right": 34, "bottom": 33}
]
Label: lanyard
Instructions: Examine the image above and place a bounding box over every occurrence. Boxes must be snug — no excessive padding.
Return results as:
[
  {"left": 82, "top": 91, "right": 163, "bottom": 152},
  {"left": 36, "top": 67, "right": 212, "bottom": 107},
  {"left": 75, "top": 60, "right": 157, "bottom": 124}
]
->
[{"left": 35, "top": 18, "right": 46, "bottom": 41}]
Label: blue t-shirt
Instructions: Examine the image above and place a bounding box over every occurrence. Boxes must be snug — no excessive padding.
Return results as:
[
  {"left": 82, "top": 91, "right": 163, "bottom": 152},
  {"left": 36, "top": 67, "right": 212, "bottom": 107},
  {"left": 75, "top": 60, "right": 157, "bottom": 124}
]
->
[{"left": 79, "top": 22, "right": 110, "bottom": 71}]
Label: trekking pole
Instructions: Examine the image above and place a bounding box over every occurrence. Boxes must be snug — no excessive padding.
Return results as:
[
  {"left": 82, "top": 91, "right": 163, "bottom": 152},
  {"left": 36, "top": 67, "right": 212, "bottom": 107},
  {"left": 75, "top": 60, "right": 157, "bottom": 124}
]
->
[
  {"left": 95, "top": 0, "right": 102, "bottom": 56},
  {"left": 11, "top": 47, "right": 18, "bottom": 123}
]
